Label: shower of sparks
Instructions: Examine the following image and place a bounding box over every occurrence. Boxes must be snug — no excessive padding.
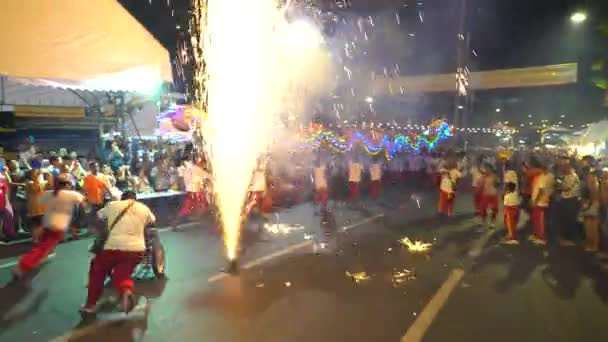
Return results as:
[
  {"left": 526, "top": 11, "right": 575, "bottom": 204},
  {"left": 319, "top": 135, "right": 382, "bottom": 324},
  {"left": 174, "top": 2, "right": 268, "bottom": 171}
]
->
[
  {"left": 192, "top": 0, "right": 333, "bottom": 260},
  {"left": 399, "top": 237, "right": 433, "bottom": 253},
  {"left": 264, "top": 223, "right": 304, "bottom": 235},
  {"left": 392, "top": 269, "right": 416, "bottom": 286},
  {"left": 346, "top": 271, "right": 371, "bottom": 283}
]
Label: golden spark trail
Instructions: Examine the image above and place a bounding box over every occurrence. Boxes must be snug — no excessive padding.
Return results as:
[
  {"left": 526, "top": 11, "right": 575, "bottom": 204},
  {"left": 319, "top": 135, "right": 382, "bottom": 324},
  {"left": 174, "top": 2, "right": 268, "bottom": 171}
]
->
[{"left": 192, "top": 0, "right": 333, "bottom": 260}]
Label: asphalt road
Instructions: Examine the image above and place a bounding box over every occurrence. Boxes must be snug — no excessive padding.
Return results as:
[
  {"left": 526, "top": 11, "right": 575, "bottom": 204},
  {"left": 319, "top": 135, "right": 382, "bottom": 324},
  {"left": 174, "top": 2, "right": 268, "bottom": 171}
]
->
[{"left": 0, "top": 185, "right": 607, "bottom": 342}]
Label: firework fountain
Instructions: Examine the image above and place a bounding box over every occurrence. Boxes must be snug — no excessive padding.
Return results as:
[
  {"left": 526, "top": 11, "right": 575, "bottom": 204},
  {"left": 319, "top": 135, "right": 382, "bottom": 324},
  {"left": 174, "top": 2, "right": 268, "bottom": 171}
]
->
[{"left": 191, "top": 0, "right": 333, "bottom": 270}]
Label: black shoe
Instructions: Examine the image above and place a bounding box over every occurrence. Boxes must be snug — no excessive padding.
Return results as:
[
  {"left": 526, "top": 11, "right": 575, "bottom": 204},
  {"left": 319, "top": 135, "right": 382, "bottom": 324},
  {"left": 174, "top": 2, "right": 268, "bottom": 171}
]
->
[{"left": 6, "top": 271, "right": 26, "bottom": 287}]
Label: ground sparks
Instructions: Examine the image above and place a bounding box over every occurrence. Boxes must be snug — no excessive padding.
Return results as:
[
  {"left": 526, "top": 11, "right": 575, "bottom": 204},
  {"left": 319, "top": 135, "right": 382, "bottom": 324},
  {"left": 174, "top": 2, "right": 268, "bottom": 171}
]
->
[{"left": 399, "top": 237, "right": 433, "bottom": 253}]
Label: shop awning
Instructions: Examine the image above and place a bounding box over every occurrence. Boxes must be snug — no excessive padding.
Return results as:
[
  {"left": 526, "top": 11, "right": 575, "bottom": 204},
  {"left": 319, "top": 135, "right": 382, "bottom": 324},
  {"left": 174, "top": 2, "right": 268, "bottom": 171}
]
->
[{"left": 0, "top": 0, "right": 172, "bottom": 93}]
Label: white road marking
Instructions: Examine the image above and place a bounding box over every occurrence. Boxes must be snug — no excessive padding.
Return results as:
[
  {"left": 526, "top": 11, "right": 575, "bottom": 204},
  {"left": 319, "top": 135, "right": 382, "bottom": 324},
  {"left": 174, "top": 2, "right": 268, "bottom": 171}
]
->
[
  {"left": 0, "top": 222, "right": 200, "bottom": 248},
  {"left": 48, "top": 304, "right": 149, "bottom": 342},
  {"left": 0, "top": 253, "right": 56, "bottom": 269},
  {"left": 45, "top": 213, "right": 384, "bottom": 341},
  {"left": 208, "top": 213, "right": 385, "bottom": 283},
  {"left": 343, "top": 213, "right": 384, "bottom": 231},
  {"left": 401, "top": 269, "right": 465, "bottom": 342},
  {"left": 207, "top": 240, "right": 313, "bottom": 283},
  {"left": 468, "top": 229, "right": 496, "bottom": 258}
]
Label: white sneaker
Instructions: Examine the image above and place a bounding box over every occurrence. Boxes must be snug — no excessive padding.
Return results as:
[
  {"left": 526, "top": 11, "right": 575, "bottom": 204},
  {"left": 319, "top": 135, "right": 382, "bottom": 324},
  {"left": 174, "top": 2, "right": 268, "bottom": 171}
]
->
[
  {"left": 596, "top": 252, "right": 608, "bottom": 260},
  {"left": 559, "top": 239, "right": 576, "bottom": 247},
  {"left": 532, "top": 238, "right": 546, "bottom": 246},
  {"left": 501, "top": 239, "right": 519, "bottom": 245}
]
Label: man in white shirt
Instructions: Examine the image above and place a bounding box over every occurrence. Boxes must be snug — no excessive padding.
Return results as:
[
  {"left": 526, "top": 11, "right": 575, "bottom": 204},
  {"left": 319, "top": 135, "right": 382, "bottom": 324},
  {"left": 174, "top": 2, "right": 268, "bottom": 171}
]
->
[
  {"left": 555, "top": 157, "right": 580, "bottom": 246},
  {"left": 11, "top": 174, "right": 86, "bottom": 284},
  {"left": 438, "top": 160, "right": 462, "bottom": 217},
  {"left": 530, "top": 165, "right": 554, "bottom": 245},
  {"left": 245, "top": 159, "right": 269, "bottom": 216},
  {"left": 82, "top": 190, "right": 155, "bottom": 315},
  {"left": 369, "top": 160, "right": 383, "bottom": 200},
  {"left": 348, "top": 158, "right": 362, "bottom": 202},
  {"left": 174, "top": 156, "right": 209, "bottom": 227},
  {"left": 313, "top": 161, "right": 329, "bottom": 212}
]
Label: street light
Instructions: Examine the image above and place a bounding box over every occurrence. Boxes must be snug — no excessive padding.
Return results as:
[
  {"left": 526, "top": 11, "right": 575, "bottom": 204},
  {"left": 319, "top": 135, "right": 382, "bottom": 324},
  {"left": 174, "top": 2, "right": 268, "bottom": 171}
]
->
[
  {"left": 365, "top": 97, "right": 374, "bottom": 103},
  {"left": 570, "top": 12, "right": 587, "bottom": 24}
]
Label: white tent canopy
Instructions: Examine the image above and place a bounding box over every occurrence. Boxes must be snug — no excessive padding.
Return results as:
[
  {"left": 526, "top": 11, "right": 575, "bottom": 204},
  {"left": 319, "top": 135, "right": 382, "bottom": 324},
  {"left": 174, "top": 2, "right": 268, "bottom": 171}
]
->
[{"left": 0, "top": 0, "right": 172, "bottom": 93}]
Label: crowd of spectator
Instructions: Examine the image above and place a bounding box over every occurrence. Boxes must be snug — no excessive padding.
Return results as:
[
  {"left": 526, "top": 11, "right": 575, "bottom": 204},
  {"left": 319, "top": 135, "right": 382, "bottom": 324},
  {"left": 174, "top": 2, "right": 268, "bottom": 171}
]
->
[{"left": 0, "top": 137, "right": 195, "bottom": 241}]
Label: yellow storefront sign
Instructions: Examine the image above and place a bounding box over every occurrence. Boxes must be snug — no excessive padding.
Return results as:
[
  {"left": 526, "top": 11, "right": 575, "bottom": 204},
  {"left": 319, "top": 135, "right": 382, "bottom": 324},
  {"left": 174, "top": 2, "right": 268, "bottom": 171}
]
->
[{"left": 15, "top": 105, "right": 85, "bottom": 118}]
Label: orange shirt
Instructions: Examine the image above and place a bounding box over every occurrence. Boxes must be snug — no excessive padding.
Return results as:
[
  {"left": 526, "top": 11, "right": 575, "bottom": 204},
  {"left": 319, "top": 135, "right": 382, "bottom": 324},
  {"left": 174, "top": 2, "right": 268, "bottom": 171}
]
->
[
  {"left": 82, "top": 174, "right": 108, "bottom": 205},
  {"left": 27, "top": 181, "right": 47, "bottom": 217}
]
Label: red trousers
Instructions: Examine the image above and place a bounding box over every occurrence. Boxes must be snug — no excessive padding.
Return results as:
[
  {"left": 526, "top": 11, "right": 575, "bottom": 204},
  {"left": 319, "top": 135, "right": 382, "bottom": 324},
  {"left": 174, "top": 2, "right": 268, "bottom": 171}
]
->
[
  {"left": 348, "top": 182, "right": 360, "bottom": 201},
  {"left": 428, "top": 173, "right": 440, "bottom": 187},
  {"left": 530, "top": 206, "right": 546, "bottom": 241},
  {"left": 479, "top": 194, "right": 498, "bottom": 221},
  {"left": 504, "top": 206, "right": 520, "bottom": 239},
  {"left": 179, "top": 192, "right": 208, "bottom": 216},
  {"left": 314, "top": 188, "right": 329, "bottom": 210},
  {"left": 369, "top": 180, "right": 381, "bottom": 199},
  {"left": 245, "top": 192, "right": 272, "bottom": 215},
  {"left": 19, "top": 229, "right": 63, "bottom": 272},
  {"left": 86, "top": 250, "right": 144, "bottom": 307},
  {"left": 438, "top": 190, "right": 455, "bottom": 216}
]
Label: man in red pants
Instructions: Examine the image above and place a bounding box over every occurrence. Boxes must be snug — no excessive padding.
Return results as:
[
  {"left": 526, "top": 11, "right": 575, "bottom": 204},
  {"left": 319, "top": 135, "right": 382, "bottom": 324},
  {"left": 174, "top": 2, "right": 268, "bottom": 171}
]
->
[
  {"left": 347, "top": 158, "right": 362, "bottom": 203},
  {"left": 10, "top": 174, "right": 86, "bottom": 284},
  {"left": 438, "top": 159, "right": 462, "bottom": 217},
  {"left": 173, "top": 156, "right": 209, "bottom": 228},
  {"left": 313, "top": 160, "right": 329, "bottom": 212},
  {"left": 530, "top": 165, "right": 554, "bottom": 245},
  {"left": 80, "top": 190, "right": 156, "bottom": 315},
  {"left": 478, "top": 164, "right": 499, "bottom": 228},
  {"left": 369, "top": 159, "right": 382, "bottom": 200}
]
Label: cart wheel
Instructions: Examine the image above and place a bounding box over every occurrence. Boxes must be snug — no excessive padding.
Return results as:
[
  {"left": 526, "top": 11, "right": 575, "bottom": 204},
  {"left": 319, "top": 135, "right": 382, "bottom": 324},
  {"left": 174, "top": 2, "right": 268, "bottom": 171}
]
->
[{"left": 152, "top": 242, "right": 166, "bottom": 278}]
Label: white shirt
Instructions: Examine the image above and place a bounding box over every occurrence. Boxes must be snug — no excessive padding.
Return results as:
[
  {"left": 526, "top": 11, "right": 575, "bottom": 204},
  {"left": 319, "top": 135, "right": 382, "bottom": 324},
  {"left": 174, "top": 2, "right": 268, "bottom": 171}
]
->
[
  {"left": 313, "top": 166, "right": 328, "bottom": 190},
  {"left": 250, "top": 170, "right": 266, "bottom": 192},
  {"left": 504, "top": 192, "right": 520, "bottom": 207},
  {"left": 348, "top": 162, "right": 362, "bottom": 182},
  {"left": 98, "top": 200, "right": 156, "bottom": 252},
  {"left": 561, "top": 171, "right": 580, "bottom": 199},
  {"left": 426, "top": 157, "right": 439, "bottom": 174},
  {"left": 184, "top": 164, "right": 206, "bottom": 192},
  {"left": 370, "top": 163, "right": 382, "bottom": 181},
  {"left": 440, "top": 169, "right": 462, "bottom": 193},
  {"left": 471, "top": 167, "right": 482, "bottom": 187},
  {"left": 532, "top": 172, "right": 554, "bottom": 207},
  {"left": 409, "top": 156, "right": 423, "bottom": 171},
  {"left": 389, "top": 159, "right": 401, "bottom": 172},
  {"left": 39, "top": 190, "right": 85, "bottom": 231},
  {"left": 504, "top": 170, "right": 518, "bottom": 186}
]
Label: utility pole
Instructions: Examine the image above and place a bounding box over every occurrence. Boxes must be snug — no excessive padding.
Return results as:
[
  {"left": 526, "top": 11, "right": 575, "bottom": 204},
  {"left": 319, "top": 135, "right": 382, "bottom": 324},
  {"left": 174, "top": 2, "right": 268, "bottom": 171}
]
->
[{"left": 453, "top": 0, "right": 468, "bottom": 144}]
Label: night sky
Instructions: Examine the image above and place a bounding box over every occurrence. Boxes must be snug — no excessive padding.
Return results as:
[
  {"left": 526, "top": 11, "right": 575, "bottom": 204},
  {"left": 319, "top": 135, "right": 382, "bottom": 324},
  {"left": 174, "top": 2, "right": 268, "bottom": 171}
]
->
[
  {"left": 118, "top": 0, "right": 608, "bottom": 71},
  {"left": 117, "top": 0, "right": 608, "bottom": 124}
]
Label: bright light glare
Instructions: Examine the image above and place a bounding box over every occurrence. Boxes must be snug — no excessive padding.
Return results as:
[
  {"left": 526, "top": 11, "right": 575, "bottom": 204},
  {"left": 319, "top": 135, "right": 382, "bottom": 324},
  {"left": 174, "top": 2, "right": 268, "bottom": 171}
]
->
[
  {"left": 365, "top": 96, "right": 374, "bottom": 103},
  {"left": 570, "top": 12, "right": 587, "bottom": 24},
  {"left": 279, "top": 20, "right": 324, "bottom": 49},
  {"left": 203, "top": 0, "right": 333, "bottom": 260},
  {"left": 81, "top": 67, "right": 162, "bottom": 94}
]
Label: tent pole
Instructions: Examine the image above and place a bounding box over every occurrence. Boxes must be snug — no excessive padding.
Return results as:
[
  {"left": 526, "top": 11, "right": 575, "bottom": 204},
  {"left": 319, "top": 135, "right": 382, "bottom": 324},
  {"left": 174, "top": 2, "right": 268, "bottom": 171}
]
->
[{"left": 0, "top": 75, "right": 5, "bottom": 105}]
